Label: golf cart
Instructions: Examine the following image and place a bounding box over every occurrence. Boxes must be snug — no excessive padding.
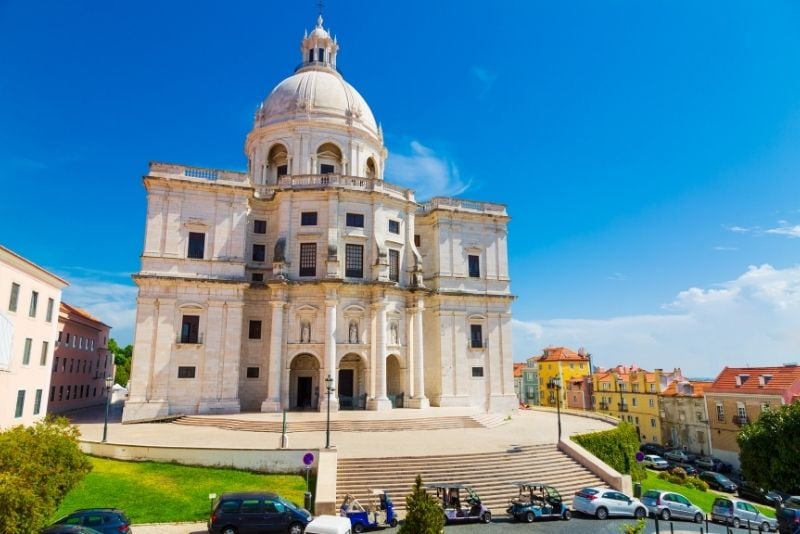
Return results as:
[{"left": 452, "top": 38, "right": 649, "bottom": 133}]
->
[
  {"left": 339, "top": 490, "right": 397, "bottom": 532},
  {"left": 507, "top": 482, "right": 572, "bottom": 522},
  {"left": 427, "top": 483, "right": 492, "bottom": 524}
]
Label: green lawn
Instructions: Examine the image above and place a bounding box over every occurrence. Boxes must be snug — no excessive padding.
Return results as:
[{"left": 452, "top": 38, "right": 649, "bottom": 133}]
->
[
  {"left": 53, "top": 456, "right": 308, "bottom": 524},
  {"left": 642, "top": 471, "right": 775, "bottom": 518}
]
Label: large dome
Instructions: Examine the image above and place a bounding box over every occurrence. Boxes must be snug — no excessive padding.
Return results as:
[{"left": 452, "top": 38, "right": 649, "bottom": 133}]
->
[{"left": 255, "top": 68, "right": 378, "bottom": 136}]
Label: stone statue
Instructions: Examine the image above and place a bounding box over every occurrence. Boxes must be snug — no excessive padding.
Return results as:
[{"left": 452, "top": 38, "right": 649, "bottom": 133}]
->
[
  {"left": 300, "top": 320, "right": 311, "bottom": 343},
  {"left": 348, "top": 320, "right": 358, "bottom": 343},
  {"left": 390, "top": 322, "right": 399, "bottom": 345},
  {"left": 274, "top": 237, "right": 286, "bottom": 262}
]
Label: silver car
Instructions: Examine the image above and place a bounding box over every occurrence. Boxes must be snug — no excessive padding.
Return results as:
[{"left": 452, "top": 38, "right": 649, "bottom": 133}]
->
[
  {"left": 643, "top": 454, "right": 669, "bottom": 470},
  {"left": 641, "top": 490, "right": 705, "bottom": 523},
  {"left": 711, "top": 497, "right": 777, "bottom": 531},
  {"left": 572, "top": 487, "right": 648, "bottom": 520}
]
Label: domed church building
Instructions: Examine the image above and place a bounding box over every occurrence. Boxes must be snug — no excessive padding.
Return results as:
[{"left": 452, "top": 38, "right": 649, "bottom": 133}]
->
[{"left": 122, "top": 17, "right": 517, "bottom": 422}]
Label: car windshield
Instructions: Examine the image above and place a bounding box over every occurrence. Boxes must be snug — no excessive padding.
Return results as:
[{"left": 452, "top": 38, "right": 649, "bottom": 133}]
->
[
  {"left": 280, "top": 498, "right": 300, "bottom": 511},
  {"left": 714, "top": 499, "right": 732, "bottom": 509},
  {"left": 643, "top": 490, "right": 660, "bottom": 499}
]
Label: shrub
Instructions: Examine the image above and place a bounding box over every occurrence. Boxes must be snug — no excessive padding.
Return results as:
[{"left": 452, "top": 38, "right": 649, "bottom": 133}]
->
[
  {"left": 573, "top": 422, "right": 647, "bottom": 482},
  {"left": 399, "top": 474, "right": 444, "bottom": 534},
  {"left": 685, "top": 477, "right": 709, "bottom": 492},
  {"left": 620, "top": 518, "right": 646, "bottom": 534},
  {"left": 670, "top": 467, "right": 687, "bottom": 480}
]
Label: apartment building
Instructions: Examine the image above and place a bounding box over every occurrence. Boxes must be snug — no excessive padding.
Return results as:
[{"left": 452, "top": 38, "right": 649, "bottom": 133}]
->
[
  {"left": 520, "top": 355, "right": 540, "bottom": 406},
  {"left": 660, "top": 380, "right": 712, "bottom": 455},
  {"left": 534, "top": 347, "right": 591, "bottom": 409},
  {"left": 566, "top": 375, "right": 593, "bottom": 411}
]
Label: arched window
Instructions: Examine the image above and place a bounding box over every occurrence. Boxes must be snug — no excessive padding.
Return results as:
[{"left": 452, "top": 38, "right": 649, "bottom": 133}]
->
[
  {"left": 317, "top": 142, "right": 342, "bottom": 174},
  {"left": 268, "top": 144, "right": 289, "bottom": 181}
]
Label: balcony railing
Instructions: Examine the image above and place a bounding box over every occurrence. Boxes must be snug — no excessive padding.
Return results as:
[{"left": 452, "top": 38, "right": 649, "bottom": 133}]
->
[
  {"left": 733, "top": 415, "right": 750, "bottom": 426},
  {"left": 268, "top": 174, "right": 411, "bottom": 201},
  {"left": 618, "top": 403, "right": 630, "bottom": 412},
  {"left": 416, "top": 196, "right": 508, "bottom": 216},
  {"left": 598, "top": 401, "right": 610, "bottom": 410},
  {"left": 176, "top": 333, "right": 204, "bottom": 345}
]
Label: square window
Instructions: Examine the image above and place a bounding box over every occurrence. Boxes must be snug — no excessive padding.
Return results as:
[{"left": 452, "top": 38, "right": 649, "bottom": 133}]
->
[
  {"left": 29, "top": 290, "right": 38, "bottom": 317},
  {"left": 345, "top": 244, "right": 364, "bottom": 278},
  {"left": 252, "top": 244, "right": 266, "bottom": 262},
  {"left": 301, "top": 212, "right": 318, "bottom": 226},
  {"left": 177, "top": 366, "right": 196, "bottom": 379},
  {"left": 45, "top": 298, "right": 54, "bottom": 322},
  {"left": 181, "top": 315, "right": 200, "bottom": 344},
  {"left": 252, "top": 273, "right": 264, "bottom": 282},
  {"left": 8, "top": 282, "right": 19, "bottom": 312},
  {"left": 388, "top": 220, "right": 400, "bottom": 234},
  {"left": 249, "top": 320, "right": 262, "bottom": 340},
  {"left": 470, "top": 325, "right": 483, "bottom": 348},
  {"left": 246, "top": 367, "right": 260, "bottom": 378},
  {"left": 346, "top": 213, "right": 365, "bottom": 227},
  {"left": 471, "top": 367, "right": 484, "bottom": 378},
  {"left": 253, "top": 219, "right": 267, "bottom": 234},
  {"left": 468, "top": 255, "right": 480, "bottom": 278},
  {"left": 389, "top": 249, "right": 399, "bottom": 282},
  {"left": 300, "top": 243, "right": 317, "bottom": 277},
  {"left": 188, "top": 232, "right": 205, "bottom": 259},
  {"left": 22, "top": 338, "right": 32, "bottom": 365},
  {"left": 14, "top": 390, "right": 25, "bottom": 418}
]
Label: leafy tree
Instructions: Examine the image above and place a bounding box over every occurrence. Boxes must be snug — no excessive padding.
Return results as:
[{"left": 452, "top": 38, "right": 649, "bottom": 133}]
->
[
  {"left": 738, "top": 402, "right": 800, "bottom": 493},
  {"left": 0, "top": 417, "right": 92, "bottom": 533},
  {"left": 399, "top": 474, "right": 444, "bottom": 534},
  {"left": 108, "top": 338, "right": 133, "bottom": 387}
]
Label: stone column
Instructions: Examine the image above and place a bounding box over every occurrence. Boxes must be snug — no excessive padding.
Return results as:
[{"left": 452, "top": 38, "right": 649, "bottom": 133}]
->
[
  {"left": 368, "top": 299, "right": 392, "bottom": 410},
  {"left": 324, "top": 296, "right": 339, "bottom": 412},
  {"left": 406, "top": 298, "right": 429, "bottom": 409},
  {"left": 261, "top": 300, "right": 285, "bottom": 412}
]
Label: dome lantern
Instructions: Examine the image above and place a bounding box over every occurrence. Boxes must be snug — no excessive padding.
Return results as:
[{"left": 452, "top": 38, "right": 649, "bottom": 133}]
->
[{"left": 299, "top": 15, "right": 338, "bottom": 72}]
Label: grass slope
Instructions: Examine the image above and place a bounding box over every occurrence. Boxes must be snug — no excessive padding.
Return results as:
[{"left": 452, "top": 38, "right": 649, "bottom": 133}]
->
[
  {"left": 642, "top": 471, "right": 776, "bottom": 519},
  {"left": 53, "top": 456, "right": 308, "bottom": 524}
]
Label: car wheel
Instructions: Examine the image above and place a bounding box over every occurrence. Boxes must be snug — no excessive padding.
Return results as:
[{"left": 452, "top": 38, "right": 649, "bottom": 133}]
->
[
  {"left": 695, "top": 512, "right": 704, "bottom": 524},
  {"left": 732, "top": 517, "right": 740, "bottom": 528},
  {"left": 760, "top": 521, "right": 770, "bottom": 532},
  {"left": 525, "top": 511, "right": 535, "bottom": 523},
  {"left": 595, "top": 507, "right": 609, "bottom": 520},
  {"left": 634, "top": 507, "right": 646, "bottom": 520},
  {"left": 288, "top": 522, "right": 304, "bottom": 534},
  {"left": 481, "top": 511, "right": 491, "bottom": 523},
  {"left": 563, "top": 509, "right": 572, "bottom": 520},
  {"left": 352, "top": 522, "right": 364, "bottom": 533},
  {"left": 660, "top": 508, "right": 671, "bottom": 521},
  {"left": 221, "top": 527, "right": 237, "bottom": 534}
]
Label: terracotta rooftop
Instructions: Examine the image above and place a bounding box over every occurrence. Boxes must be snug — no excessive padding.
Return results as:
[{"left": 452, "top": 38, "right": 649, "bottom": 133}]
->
[
  {"left": 60, "top": 301, "right": 109, "bottom": 327},
  {"left": 533, "top": 346, "right": 588, "bottom": 362},
  {"left": 706, "top": 365, "right": 800, "bottom": 396},
  {"left": 513, "top": 363, "right": 525, "bottom": 378},
  {"left": 662, "top": 380, "right": 713, "bottom": 397}
]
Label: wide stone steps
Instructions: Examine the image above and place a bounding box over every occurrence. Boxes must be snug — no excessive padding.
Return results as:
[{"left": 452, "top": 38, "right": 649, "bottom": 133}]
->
[
  {"left": 336, "top": 445, "right": 607, "bottom": 514},
  {"left": 172, "top": 415, "right": 485, "bottom": 433}
]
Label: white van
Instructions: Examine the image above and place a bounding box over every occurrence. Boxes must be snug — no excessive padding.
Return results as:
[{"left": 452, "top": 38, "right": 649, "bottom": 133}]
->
[{"left": 304, "top": 514, "right": 352, "bottom": 534}]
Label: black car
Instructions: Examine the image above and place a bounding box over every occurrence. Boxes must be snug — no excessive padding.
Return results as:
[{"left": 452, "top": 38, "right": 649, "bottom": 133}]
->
[
  {"left": 778, "top": 503, "right": 800, "bottom": 534},
  {"left": 737, "top": 481, "right": 785, "bottom": 507},
  {"left": 208, "top": 492, "right": 311, "bottom": 534},
  {"left": 640, "top": 443, "right": 666, "bottom": 456},
  {"left": 700, "top": 471, "right": 738, "bottom": 493},
  {"left": 46, "top": 509, "right": 131, "bottom": 534}
]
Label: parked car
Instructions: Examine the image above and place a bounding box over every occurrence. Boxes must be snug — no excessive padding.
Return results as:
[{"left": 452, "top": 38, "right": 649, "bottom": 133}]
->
[
  {"left": 738, "top": 481, "right": 786, "bottom": 507},
  {"left": 777, "top": 502, "right": 800, "bottom": 534},
  {"left": 694, "top": 456, "right": 717, "bottom": 470},
  {"left": 46, "top": 509, "right": 132, "bottom": 534},
  {"left": 641, "top": 490, "right": 705, "bottom": 523},
  {"left": 700, "top": 471, "right": 738, "bottom": 493},
  {"left": 572, "top": 487, "right": 647, "bottom": 520},
  {"left": 207, "top": 492, "right": 312, "bottom": 534},
  {"left": 711, "top": 496, "right": 777, "bottom": 531},
  {"left": 667, "top": 461, "right": 698, "bottom": 476},
  {"left": 506, "top": 482, "right": 571, "bottom": 522},
  {"left": 664, "top": 449, "right": 692, "bottom": 463},
  {"left": 40, "top": 527, "right": 104, "bottom": 534},
  {"left": 643, "top": 454, "right": 669, "bottom": 470},
  {"left": 429, "top": 483, "right": 491, "bottom": 524},
  {"left": 640, "top": 443, "right": 667, "bottom": 456}
]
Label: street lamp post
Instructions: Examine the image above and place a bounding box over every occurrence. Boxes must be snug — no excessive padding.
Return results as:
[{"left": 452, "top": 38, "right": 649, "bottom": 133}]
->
[
  {"left": 548, "top": 377, "right": 562, "bottom": 441},
  {"left": 102, "top": 376, "right": 113, "bottom": 443},
  {"left": 324, "top": 374, "right": 335, "bottom": 449}
]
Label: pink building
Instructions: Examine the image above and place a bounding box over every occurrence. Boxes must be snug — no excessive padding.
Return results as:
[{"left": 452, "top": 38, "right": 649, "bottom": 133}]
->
[
  {"left": 48, "top": 302, "right": 112, "bottom": 414},
  {"left": 566, "top": 376, "right": 593, "bottom": 410}
]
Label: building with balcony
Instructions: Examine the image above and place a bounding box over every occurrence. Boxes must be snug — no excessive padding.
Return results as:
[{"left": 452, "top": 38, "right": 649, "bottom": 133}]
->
[
  {"left": 0, "top": 245, "right": 67, "bottom": 428},
  {"left": 705, "top": 365, "right": 800, "bottom": 469},
  {"left": 520, "top": 355, "right": 540, "bottom": 406},
  {"left": 566, "top": 375, "right": 594, "bottom": 411},
  {"left": 533, "top": 347, "right": 591, "bottom": 409},
  {"left": 48, "top": 303, "right": 112, "bottom": 414},
  {"left": 122, "top": 16, "right": 517, "bottom": 421},
  {"left": 660, "top": 380, "right": 712, "bottom": 455}
]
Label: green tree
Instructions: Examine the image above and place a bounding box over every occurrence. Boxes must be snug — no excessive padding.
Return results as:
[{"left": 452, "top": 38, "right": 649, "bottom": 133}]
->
[
  {"left": 399, "top": 474, "right": 444, "bottom": 534},
  {"left": 108, "top": 338, "right": 133, "bottom": 387},
  {"left": 0, "top": 417, "right": 92, "bottom": 533},
  {"left": 738, "top": 402, "right": 800, "bottom": 493}
]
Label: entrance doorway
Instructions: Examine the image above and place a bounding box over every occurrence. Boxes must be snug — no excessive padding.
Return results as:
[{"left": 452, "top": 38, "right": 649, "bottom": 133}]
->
[
  {"left": 289, "top": 353, "right": 320, "bottom": 410},
  {"left": 338, "top": 369, "right": 354, "bottom": 397},
  {"left": 297, "top": 377, "right": 312, "bottom": 409}
]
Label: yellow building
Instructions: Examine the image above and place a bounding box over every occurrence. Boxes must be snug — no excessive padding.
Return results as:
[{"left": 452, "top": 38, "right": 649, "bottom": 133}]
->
[
  {"left": 534, "top": 347, "right": 591, "bottom": 408},
  {"left": 593, "top": 365, "right": 685, "bottom": 444}
]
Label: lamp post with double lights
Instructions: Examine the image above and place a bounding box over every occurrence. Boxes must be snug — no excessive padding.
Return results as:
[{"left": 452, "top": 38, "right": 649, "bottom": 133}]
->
[
  {"left": 324, "top": 374, "right": 335, "bottom": 449},
  {"left": 548, "top": 377, "right": 562, "bottom": 441},
  {"left": 102, "top": 376, "right": 113, "bottom": 442}
]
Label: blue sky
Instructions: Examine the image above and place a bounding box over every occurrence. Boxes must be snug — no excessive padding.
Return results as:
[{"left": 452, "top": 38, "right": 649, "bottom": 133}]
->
[{"left": 2, "top": 1, "right": 800, "bottom": 377}]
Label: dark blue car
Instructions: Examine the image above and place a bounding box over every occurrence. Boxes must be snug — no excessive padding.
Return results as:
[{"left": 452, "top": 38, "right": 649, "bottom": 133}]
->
[{"left": 208, "top": 492, "right": 312, "bottom": 534}]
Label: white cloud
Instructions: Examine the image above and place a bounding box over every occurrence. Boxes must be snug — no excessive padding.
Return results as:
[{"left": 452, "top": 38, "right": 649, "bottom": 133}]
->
[
  {"left": 513, "top": 264, "right": 800, "bottom": 377},
  {"left": 607, "top": 272, "right": 627, "bottom": 281},
  {"left": 766, "top": 223, "right": 800, "bottom": 238},
  {"left": 385, "top": 141, "right": 469, "bottom": 200},
  {"left": 713, "top": 246, "right": 738, "bottom": 251},
  {"left": 725, "top": 225, "right": 753, "bottom": 234}
]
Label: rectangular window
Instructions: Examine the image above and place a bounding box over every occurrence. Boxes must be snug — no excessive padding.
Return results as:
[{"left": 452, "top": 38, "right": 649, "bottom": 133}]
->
[
  {"left": 49, "top": 386, "right": 55, "bottom": 402},
  {"left": 253, "top": 219, "right": 267, "bottom": 234},
  {"left": 187, "top": 232, "right": 205, "bottom": 259},
  {"left": 471, "top": 367, "right": 484, "bottom": 378},
  {"left": 346, "top": 213, "right": 365, "bottom": 227},
  {"left": 177, "top": 366, "right": 196, "bottom": 379},
  {"left": 249, "top": 320, "right": 262, "bottom": 340},
  {"left": 320, "top": 163, "right": 335, "bottom": 174},
  {"left": 40, "top": 341, "right": 48, "bottom": 366},
  {"left": 180, "top": 315, "right": 200, "bottom": 344},
  {"left": 8, "top": 282, "right": 19, "bottom": 312},
  {"left": 252, "top": 244, "right": 266, "bottom": 262},
  {"left": 649, "top": 398, "right": 655, "bottom": 408},
  {"left": 414, "top": 234, "right": 421, "bottom": 247},
  {"left": 299, "top": 243, "right": 317, "bottom": 276},
  {"left": 58, "top": 386, "right": 63, "bottom": 400},
  {"left": 252, "top": 273, "right": 264, "bottom": 282},
  {"left": 22, "top": 338, "right": 32, "bottom": 365},
  {"left": 632, "top": 397, "right": 637, "bottom": 406},
  {"left": 389, "top": 249, "right": 399, "bottom": 282},
  {"left": 470, "top": 324, "right": 483, "bottom": 348},
  {"left": 716, "top": 403, "right": 725, "bottom": 421},
  {"left": 29, "top": 290, "right": 38, "bottom": 317},
  {"left": 650, "top": 418, "right": 656, "bottom": 428},
  {"left": 246, "top": 367, "right": 260, "bottom": 378},
  {"left": 301, "top": 212, "right": 318, "bottom": 226},
  {"left": 388, "top": 220, "right": 400, "bottom": 234},
  {"left": 46, "top": 298, "right": 54, "bottom": 322},
  {"left": 14, "top": 390, "right": 25, "bottom": 418},
  {"left": 53, "top": 356, "right": 59, "bottom": 372},
  {"left": 277, "top": 164, "right": 288, "bottom": 177},
  {"left": 468, "top": 255, "right": 480, "bottom": 278},
  {"left": 345, "top": 244, "right": 364, "bottom": 278}
]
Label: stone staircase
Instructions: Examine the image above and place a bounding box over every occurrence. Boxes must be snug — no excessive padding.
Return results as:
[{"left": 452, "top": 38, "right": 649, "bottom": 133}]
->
[
  {"left": 172, "top": 414, "right": 490, "bottom": 433},
  {"left": 336, "top": 444, "right": 607, "bottom": 515}
]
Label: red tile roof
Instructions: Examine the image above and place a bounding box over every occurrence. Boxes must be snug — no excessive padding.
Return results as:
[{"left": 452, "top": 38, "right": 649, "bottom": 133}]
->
[
  {"left": 513, "top": 363, "right": 525, "bottom": 378},
  {"left": 533, "top": 347, "right": 589, "bottom": 362},
  {"left": 706, "top": 366, "right": 800, "bottom": 396},
  {"left": 661, "top": 380, "right": 712, "bottom": 397},
  {"left": 60, "top": 301, "right": 109, "bottom": 327}
]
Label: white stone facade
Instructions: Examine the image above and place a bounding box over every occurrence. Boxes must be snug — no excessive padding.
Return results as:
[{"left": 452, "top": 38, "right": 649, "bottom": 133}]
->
[{"left": 123, "top": 17, "right": 517, "bottom": 421}]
